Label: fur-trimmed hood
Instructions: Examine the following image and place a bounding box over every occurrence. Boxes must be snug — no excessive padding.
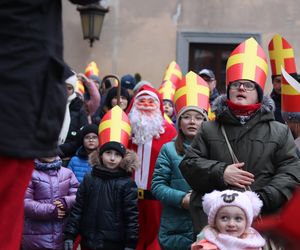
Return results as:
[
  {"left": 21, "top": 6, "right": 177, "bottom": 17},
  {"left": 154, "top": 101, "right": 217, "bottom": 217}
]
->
[
  {"left": 212, "top": 94, "right": 275, "bottom": 121},
  {"left": 89, "top": 149, "right": 140, "bottom": 173}
]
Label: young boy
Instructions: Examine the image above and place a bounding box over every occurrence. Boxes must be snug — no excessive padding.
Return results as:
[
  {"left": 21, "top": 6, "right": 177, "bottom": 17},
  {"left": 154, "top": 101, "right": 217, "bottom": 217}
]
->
[
  {"left": 67, "top": 124, "right": 99, "bottom": 183},
  {"left": 191, "top": 190, "right": 265, "bottom": 250},
  {"left": 64, "top": 106, "right": 139, "bottom": 250}
]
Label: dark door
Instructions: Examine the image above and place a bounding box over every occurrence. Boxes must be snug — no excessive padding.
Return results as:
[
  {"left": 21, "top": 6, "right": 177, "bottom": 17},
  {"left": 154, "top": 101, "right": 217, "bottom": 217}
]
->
[{"left": 189, "top": 43, "right": 237, "bottom": 94}]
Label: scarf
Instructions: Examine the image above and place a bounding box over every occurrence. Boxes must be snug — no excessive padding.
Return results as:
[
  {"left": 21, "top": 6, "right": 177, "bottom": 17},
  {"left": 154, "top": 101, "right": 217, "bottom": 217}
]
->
[
  {"left": 226, "top": 100, "right": 261, "bottom": 117},
  {"left": 58, "top": 92, "right": 77, "bottom": 145},
  {"left": 204, "top": 226, "right": 265, "bottom": 250},
  {"left": 34, "top": 158, "right": 62, "bottom": 170}
]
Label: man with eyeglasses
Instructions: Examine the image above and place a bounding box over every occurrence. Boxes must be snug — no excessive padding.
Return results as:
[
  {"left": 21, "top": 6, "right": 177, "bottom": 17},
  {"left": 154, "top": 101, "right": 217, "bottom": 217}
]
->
[{"left": 180, "top": 38, "right": 300, "bottom": 235}]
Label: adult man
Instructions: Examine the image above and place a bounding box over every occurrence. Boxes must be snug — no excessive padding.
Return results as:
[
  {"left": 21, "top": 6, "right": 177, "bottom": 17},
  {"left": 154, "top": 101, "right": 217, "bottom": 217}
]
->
[
  {"left": 0, "top": 0, "right": 97, "bottom": 249},
  {"left": 180, "top": 38, "right": 300, "bottom": 234},
  {"left": 199, "top": 69, "right": 219, "bottom": 105},
  {"left": 127, "top": 85, "right": 177, "bottom": 250}
]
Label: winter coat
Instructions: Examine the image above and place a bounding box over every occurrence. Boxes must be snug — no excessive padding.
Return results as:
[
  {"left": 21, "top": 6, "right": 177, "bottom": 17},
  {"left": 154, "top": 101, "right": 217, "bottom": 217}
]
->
[
  {"left": 64, "top": 150, "right": 139, "bottom": 250},
  {"left": 270, "top": 89, "right": 285, "bottom": 124},
  {"left": 67, "top": 146, "right": 92, "bottom": 183},
  {"left": 0, "top": 0, "right": 97, "bottom": 158},
  {"left": 59, "top": 97, "right": 88, "bottom": 158},
  {"left": 22, "top": 159, "right": 79, "bottom": 250},
  {"left": 151, "top": 140, "right": 193, "bottom": 250},
  {"left": 180, "top": 95, "right": 300, "bottom": 231}
]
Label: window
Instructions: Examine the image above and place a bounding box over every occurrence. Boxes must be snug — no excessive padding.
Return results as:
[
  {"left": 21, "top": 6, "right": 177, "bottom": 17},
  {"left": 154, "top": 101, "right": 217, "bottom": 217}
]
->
[{"left": 177, "top": 32, "right": 261, "bottom": 94}]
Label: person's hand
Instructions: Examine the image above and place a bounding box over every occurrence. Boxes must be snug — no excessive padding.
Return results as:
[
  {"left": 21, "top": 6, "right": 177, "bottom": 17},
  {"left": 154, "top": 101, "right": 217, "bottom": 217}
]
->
[
  {"left": 223, "top": 162, "right": 254, "bottom": 189},
  {"left": 53, "top": 200, "right": 64, "bottom": 210},
  {"left": 64, "top": 239, "right": 73, "bottom": 250},
  {"left": 77, "top": 73, "right": 89, "bottom": 85},
  {"left": 54, "top": 200, "right": 66, "bottom": 219},
  {"left": 181, "top": 192, "right": 191, "bottom": 210}
]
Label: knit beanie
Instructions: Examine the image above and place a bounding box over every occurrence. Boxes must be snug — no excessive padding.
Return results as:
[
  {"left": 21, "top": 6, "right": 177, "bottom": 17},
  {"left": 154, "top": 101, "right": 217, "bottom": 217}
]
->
[
  {"left": 121, "top": 74, "right": 136, "bottom": 90},
  {"left": 79, "top": 124, "right": 98, "bottom": 143},
  {"left": 99, "top": 141, "right": 126, "bottom": 157},
  {"left": 202, "top": 190, "right": 263, "bottom": 229}
]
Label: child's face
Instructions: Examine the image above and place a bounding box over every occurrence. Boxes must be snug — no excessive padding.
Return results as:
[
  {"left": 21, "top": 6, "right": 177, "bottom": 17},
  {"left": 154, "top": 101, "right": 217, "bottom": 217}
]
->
[
  {"left": 215, "top": 206, "right": 247, "bottom": 238},
  {"left": 163, "top": 101, "right": 174, "bottom": 117},
  {"left": 83, "top": 133, "right": 99, "bottom": 151},
  {"left": 101, "top": 149, "right": 122, "bottom": 169}
]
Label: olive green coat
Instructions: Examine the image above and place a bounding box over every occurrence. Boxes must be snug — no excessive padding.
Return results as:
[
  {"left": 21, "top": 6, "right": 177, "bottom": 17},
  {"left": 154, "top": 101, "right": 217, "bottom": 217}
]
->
[{"left": 180, "top": 95, "right": 300, "bottom": 233}]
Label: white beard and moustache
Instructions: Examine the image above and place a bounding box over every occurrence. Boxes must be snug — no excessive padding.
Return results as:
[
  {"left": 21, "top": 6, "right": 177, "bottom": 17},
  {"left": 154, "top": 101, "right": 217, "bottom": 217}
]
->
[{"left": 128, "top": 106, "right": 165, "bottom": 145}]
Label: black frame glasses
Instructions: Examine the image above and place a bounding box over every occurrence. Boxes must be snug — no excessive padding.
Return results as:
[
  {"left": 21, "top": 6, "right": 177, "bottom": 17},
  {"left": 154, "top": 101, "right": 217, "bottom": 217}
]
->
[{"left": 230, "top": 81, "right": 256, "bottom": 91}]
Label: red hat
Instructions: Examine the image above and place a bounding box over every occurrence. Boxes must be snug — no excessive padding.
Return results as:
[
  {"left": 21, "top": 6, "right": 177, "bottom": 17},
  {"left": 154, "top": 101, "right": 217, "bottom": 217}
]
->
[
  {"left": 85, "top": 61, "right": 100, "bottom": 78},
  {"left": 126, "top": 85, "right": 164, "bottom": 116},
  {"left": 158, "top": 80, "right": 176, "bottom": 102},
  {"left": 226, "top": 37, "right": 268, "bottom": 91},
  {"left": 99, "top": 106, "right": 131, "bottom": 156},
  {"left": 268, "top": 34, "right": 297, "bottom": 78},
  {"left": 174, "top": 71, "right": 209, "bottom": 120},
  {"left": 162, "top": 60, "right": 182, "bottom": 87}
]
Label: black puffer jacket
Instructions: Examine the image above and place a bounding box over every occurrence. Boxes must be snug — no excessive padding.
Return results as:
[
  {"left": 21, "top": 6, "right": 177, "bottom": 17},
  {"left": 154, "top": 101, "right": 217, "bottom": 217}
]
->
[
  {"left": 180, "top": 95, "right": 300, "bottom": 214},
  {"left": 64, "top": 150, "right": 139, "bottom": 250}
]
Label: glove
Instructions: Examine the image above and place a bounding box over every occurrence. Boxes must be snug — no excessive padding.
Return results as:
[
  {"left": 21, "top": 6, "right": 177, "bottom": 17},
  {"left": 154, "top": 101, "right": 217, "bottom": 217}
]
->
[{"left": 64, "top": 239, "right": 74, "bottom": 250}]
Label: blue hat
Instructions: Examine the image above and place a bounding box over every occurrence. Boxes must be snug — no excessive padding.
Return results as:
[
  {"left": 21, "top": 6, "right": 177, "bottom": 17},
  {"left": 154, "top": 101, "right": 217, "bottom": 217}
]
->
[{"left": 121, "top": 74, "right": 136, "bottom": 90}]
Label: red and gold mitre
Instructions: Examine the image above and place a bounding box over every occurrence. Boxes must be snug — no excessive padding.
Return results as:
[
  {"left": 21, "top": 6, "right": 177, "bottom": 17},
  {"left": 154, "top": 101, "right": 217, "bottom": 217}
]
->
[
  {"left": 268, "top": 34, "right": 297, "bottom": 77},
  {"left": 174, "top": 71, "right": 209, "bottom": 119},
  {"left": 99, "top": 105, "right": 131, "bottom": 148},
  {"left": 85, "top": 61, "right": 100, "bottom": 78},
  {"left": 281, "top": 67, "right": 300, "bottom": 120},
  {"left": 226, "top": 37, "right": 268, "bottom": 90},
  {"left": 75, "top": 79, "right": 85, "bottom": 97},
  {"left": 162, "top": 61, "right": 182, "bottom": 87},
  {"left": 158, "top": 80, "right": 176, "bottom": 102}
]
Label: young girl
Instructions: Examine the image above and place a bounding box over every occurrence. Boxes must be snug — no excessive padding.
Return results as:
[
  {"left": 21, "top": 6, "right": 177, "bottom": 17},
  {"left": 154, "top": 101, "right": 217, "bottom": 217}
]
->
[
  {"left": 191, "top": 190, "right": 265, "bottom": 250},
  {"left": 64, "top": 105, "right": 139, "bottom": 250},
  {"left": 22, "top": 156, "right": 79, "bottom": 250}
]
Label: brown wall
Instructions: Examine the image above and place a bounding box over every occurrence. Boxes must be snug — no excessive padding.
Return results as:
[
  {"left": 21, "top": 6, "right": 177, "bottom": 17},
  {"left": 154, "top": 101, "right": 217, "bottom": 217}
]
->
[{"left": 63, "top": 0, "right": 300, "bottom": 94}]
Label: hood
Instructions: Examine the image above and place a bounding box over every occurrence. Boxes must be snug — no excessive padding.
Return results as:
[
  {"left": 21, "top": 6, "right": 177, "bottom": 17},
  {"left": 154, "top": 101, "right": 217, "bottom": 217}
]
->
[
  {"left": 89, "top": 149, "right": 140, "bottom": 173},
  {"left": 212, "top": 94, "right": 275, "bottom": 121}
]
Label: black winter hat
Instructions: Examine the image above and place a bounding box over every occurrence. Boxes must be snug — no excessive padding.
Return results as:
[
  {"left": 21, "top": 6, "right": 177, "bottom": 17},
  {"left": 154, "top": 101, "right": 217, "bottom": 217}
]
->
[
  {"left": 99, "top": 141, "right": 126, "bottom": 157},
  {"left": 79, "top": 124, "right": 98, "bottom": 143},
  {"left": 105, "top": 87, "right": 131, "bottom": 109}
]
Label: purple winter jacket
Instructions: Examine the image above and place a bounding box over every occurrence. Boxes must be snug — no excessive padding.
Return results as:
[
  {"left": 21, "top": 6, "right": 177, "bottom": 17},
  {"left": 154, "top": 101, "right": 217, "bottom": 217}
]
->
[{"left": 22, "top": 164, "right": 79, "bottom": 250}]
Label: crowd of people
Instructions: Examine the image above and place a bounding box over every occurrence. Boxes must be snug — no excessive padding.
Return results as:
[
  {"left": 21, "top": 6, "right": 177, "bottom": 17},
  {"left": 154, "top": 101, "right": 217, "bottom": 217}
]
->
[{"left": 2, "top": 4, "right": 300, "bottom": 248}]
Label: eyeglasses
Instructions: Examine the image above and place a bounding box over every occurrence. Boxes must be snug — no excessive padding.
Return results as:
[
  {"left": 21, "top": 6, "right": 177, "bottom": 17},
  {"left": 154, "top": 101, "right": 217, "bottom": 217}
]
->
[
  {"left": 230, "top": 81, "right": 256, "bottom": 91},
  {"left": 84, "top": 135, "right": 98, "bottom": 141}
]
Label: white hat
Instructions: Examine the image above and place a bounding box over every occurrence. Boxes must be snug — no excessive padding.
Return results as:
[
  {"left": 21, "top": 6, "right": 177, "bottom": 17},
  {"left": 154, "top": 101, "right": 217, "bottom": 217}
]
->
[
  {"left": 65, "top": 73, "right": 78, "bottom": 90},
  {"left": 203, "top": 190, "right": 263, "bottom": 229}
]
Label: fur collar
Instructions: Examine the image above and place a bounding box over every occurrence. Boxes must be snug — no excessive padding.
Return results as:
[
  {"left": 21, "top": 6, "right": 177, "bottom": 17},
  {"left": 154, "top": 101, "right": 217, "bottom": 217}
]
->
[
  {"left": 89, "top": 149, "right": 140, "bottom": 173},
  {"left": 212, "top": 95, "right": 275, "bottom": 120},
  {"left": 204, "top": 226, "right": 265, "bottom": 250}
]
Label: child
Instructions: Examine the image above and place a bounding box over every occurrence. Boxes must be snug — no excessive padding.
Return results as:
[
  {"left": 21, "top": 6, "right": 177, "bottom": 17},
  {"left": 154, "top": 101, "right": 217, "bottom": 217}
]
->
[
  {"left": 64, "top": 105, "right": 139, "bottom": 250},
  {"left": 191, "top": 190, "right": 265, "bottom": 250},
  {"left": 22, "top": 156, "right": 79, "bottom": 250},
  {"left": 67, "top": 124, "right": 99, "bottom": 183}
]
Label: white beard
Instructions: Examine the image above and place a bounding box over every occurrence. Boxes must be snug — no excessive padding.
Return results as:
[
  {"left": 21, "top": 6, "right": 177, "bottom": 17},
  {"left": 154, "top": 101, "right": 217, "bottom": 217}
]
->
[{"left": 128, "top": 106, "right": 165, "bottom": 145}]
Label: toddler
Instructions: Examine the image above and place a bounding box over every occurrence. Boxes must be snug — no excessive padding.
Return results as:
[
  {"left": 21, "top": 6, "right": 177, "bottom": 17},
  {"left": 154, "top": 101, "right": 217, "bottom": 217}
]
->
[{"left": 191, "top": 189, "right": 265, "bottom": 250}]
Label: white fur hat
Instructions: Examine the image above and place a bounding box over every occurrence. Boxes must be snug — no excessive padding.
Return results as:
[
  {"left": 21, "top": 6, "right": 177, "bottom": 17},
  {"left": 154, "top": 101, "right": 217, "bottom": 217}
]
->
[{"left": 202, "top": 190, "right": 263, "bottom": 229}]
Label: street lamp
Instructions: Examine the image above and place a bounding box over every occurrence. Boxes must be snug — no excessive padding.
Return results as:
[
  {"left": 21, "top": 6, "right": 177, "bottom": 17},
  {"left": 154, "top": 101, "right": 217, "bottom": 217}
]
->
[{"left": 77, "top": 2, "right": 109, "bottom": 47}]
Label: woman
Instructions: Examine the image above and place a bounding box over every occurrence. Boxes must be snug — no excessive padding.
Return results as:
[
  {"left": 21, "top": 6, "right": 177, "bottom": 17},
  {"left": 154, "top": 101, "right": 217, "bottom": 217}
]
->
[{"left": 151, "top": 71, "right": 210, "bottom": 250}]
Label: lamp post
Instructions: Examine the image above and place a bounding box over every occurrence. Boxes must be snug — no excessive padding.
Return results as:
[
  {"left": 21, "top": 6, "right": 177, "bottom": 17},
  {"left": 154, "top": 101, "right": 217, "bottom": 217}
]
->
[{"left": 77, "top": 2, "right": 109, "bottom": 47}]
